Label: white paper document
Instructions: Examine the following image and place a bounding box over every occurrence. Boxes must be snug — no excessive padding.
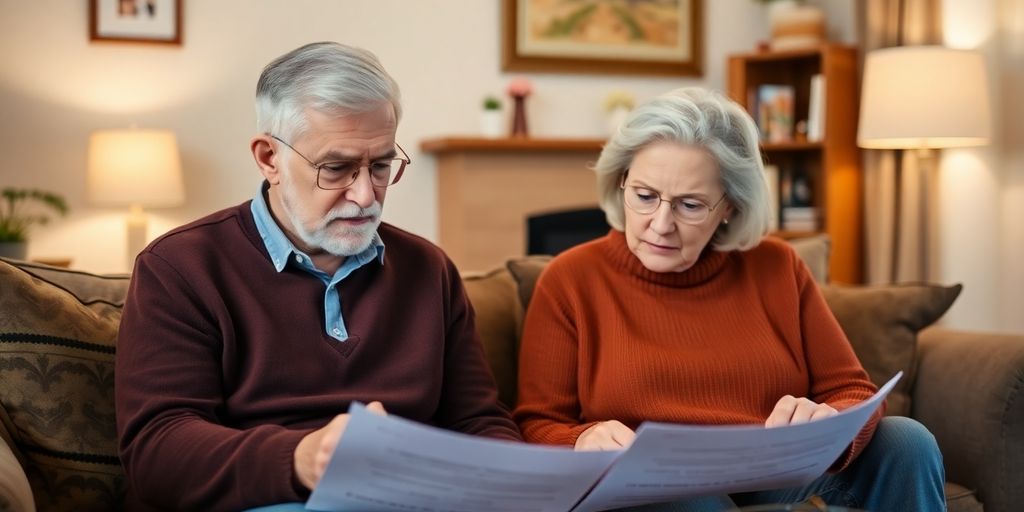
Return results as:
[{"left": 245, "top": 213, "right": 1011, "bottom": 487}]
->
[
  {"left": 307, "top": 373, "right": 900, "bottom": 512},
  {"left": 305, "top": 403, "right": 619, "bottom": 512},
  {"left": 573, "top": 372, "right": 901, "bottom": 512}
]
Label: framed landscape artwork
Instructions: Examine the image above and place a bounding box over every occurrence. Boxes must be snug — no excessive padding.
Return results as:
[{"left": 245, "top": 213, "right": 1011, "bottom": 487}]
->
[
  {"left": 90, "top": 0, "right": 182, "bottom": 45},
  {"left": 503, "top": 0, "right": 702, "bottom": 76}
]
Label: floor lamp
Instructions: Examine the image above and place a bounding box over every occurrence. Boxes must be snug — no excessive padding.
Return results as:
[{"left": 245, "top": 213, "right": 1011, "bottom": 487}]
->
[
  {"left": 857, "top": 45, "right": 991, "bottom": 282},
  {"left": 88, "top": 129, "right": 185, "bottom": 269}
]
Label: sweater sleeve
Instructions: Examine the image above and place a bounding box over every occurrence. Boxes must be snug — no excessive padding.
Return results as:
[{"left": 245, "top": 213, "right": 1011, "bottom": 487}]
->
[
  {"left": 513, "top": 265, "right": 600, "bottom": 446},
  {"left": 435, "top": 258, "right": 522, "bottom": 441},
  {"left": 116, "top": 252, "right": 312, "bottom": 511},
  {"left": 793, "top": 254, "right": 883, "bottom": 471}
]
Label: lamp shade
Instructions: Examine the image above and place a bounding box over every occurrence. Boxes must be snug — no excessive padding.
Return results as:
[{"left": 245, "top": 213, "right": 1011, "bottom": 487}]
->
[
  {"left": 88, "top": 129, "right": 185, "bottom": 207},
  {"left": 858, "top": 46, "right": 991, "bottom": 149}
]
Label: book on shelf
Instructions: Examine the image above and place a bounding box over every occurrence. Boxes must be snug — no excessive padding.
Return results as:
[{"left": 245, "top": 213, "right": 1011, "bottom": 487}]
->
[
  {"left": 782, "top": 206, "right": 820, "bottom": 231},
  {"left": 807, "top": 74, "right": 826, "bottom": 142},
  {"left": 763, "top": 164, "right": 780, "bottom": 231},
  {"left": 755, "top": 84, "right": 795, "bottom": 143}
]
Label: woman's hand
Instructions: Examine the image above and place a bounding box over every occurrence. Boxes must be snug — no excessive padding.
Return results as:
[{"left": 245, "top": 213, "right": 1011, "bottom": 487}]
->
[
  {"left": 765, "top": 395, "right": 837, "bottom": 428},
  {"left": 574, "top": 420, "right": 636, "bottom": 451}
]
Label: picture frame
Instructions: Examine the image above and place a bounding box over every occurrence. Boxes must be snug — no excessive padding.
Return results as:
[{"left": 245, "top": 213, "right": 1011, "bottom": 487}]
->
[
  {"left": 89, "top": 0, "right": 182, "bottom": 45},
  {"left": 502, "top": 0, "right": 702, "bottom": 76}
]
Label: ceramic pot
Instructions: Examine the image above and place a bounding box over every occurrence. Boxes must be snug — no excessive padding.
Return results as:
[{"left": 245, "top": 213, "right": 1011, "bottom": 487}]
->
[
  {"left": 480, "top": 110, "right": 504, "bottom": 138},
  {"left": 606, "top": 107, "right": 630, "bottom": 136}
]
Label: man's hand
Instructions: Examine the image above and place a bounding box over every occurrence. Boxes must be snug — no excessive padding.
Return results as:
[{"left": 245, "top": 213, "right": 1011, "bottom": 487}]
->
[
  {"left": 294, "top": 401, "right": 387, "bottom": 490},
  {"left": 765, "top": 395, "right": 837, "bottom": 428},
  {"left": 574, "top": 420, "right": 635, "bottom": 451}
]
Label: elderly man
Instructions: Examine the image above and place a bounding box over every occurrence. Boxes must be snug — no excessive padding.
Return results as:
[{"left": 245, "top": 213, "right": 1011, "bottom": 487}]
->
[{"left": 115, "top": 42, "right": 520, "bottom": 511}]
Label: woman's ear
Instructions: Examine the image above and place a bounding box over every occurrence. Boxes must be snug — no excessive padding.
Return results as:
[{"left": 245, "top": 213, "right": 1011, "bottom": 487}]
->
[{"left": 251, "top": 135, "right": 282, "bottom": 185}]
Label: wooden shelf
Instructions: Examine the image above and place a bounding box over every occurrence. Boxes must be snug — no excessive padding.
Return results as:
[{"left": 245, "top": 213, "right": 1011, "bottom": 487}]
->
[
  {"left": 761, "top": 141, "right": 823, "bottom": 152},
  {"left": 729, "top": 45, "right": 863, "bottom": 284},
  {"left": 420, "top": 136, "right": 607, "bottom": 154}
]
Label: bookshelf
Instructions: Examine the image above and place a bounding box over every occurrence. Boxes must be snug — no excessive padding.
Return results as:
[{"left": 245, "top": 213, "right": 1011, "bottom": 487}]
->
[{"left": 728, "top": 44, "right": 862, "bottom": 284}]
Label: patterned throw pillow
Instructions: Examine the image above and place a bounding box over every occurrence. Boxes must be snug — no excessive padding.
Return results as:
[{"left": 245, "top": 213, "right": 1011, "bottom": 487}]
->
[{"left": 0, "top": 259, "right": 129, "bottom": 511}]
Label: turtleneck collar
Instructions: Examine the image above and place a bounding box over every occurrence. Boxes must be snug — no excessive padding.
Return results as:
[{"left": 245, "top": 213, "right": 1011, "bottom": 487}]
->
[{"left": 602, "top": 229, "right": 730, "bottom": 288}]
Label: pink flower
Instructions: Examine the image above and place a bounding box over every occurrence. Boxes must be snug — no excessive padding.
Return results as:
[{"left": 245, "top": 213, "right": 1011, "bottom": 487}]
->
[{"left": 506, "top": 77, "right": 533, "bottom": 98}]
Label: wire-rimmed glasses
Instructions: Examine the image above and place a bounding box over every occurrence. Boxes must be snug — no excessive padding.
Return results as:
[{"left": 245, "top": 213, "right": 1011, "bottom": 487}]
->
[
  {"left": 620, "top": 172, "right": 727, "bottom": 225},
  {"left": 271, "top": 135, "right": 410, "bottom": 190}
]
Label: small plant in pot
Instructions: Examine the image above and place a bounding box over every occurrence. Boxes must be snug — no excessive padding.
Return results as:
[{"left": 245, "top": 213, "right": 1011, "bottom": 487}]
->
[
  {"left": 0, "top": 188, "right": 69, "bottom": 260},
  {"left": 480, "top": 95, "right": 505, "bottom": 138}
]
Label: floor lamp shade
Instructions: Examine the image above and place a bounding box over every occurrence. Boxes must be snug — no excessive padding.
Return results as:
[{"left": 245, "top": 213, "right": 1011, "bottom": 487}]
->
[
  {"left": 858, "top": 46, "right": 991, "bottom": 149},
  {"left": 87, "top": 129, "right": 185, "bottom": 207}
]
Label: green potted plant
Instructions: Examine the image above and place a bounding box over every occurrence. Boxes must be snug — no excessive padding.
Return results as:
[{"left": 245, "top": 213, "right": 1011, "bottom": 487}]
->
[
  {"left": 480, "top": 95, "right": 504, "bottom": 138},
  {"left": 0, "top": 188, "right": 69, "bottom": 260}
]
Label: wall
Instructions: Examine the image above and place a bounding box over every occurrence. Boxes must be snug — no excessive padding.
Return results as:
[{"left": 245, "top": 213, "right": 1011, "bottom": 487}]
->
[
  {"left": 997, "top": 0, "right": 1024, "bottom": 332},
  {"left": 0, "top": 0, "right": 856, "bottom": 274},
  {"left": 935, "top": 0, "right": 1023, "bottom": 333}
]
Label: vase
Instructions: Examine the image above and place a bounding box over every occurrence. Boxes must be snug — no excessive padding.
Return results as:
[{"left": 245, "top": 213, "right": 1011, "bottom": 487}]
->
[
  {"left": 606, "top": 107, "right": 630, "bottom": 136},
  {"left": 480, "top": 110, "right": 504, "bottom": 138},
  {"left": 769, "top": 0, "right": 826, "bottom": 51},
  {"left": 510, "top": 96, "right": 528, "bottom": 137},
  {"left": 0, "top": 241, "right": 28, "bottom": 260}
]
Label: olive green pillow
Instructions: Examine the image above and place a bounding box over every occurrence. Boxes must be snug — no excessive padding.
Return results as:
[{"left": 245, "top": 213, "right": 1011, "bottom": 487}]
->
[
  {"left": 462, "top": 268, "right": 524, "bottom": 408},
  {"left": 0, "top": 259, "right": 128, "bottom": 511},
  {"left": 505, "top": 255, "right": 553, "bottom": 310},
  {"left": 821, "top": 283, "right": 962, "bottom": 417}
]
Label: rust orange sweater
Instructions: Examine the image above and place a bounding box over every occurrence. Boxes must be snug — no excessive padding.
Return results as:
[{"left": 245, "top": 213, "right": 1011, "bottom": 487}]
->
[{"left": 514, "top": 231, "right": 881, "bottom": 470}]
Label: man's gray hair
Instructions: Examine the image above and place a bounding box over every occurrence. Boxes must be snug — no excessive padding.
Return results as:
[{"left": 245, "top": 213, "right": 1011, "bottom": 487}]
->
[
  {"left": 255, "top": 42, "right": 402, "bottom": 140},
  {"left": 593, "top": 87, "right": 771, "bottom": 251}
]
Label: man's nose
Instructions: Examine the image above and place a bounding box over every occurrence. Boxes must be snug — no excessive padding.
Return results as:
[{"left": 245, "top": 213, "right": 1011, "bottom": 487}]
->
[{"left": 342, "top": 168, "right": 376, "bottom": 209}]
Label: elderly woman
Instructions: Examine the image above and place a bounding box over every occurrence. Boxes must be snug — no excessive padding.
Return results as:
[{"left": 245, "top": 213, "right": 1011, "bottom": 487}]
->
[{"left": 514, "top": 88, "right": 944, "bottom": 511}]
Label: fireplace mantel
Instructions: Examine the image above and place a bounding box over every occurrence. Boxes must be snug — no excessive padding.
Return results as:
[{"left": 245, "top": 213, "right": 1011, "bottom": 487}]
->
[{"left": 421, "top": 136, "right": 607, "bottom": 272}]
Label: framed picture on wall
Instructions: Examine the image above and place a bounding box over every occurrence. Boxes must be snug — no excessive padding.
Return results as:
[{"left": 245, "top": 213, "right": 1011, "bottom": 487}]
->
[
  {"left": 89, "top": 0, "right": 182, "bottom": 45},
  {"left": 502, "top": 0, "right": 702, "bottom": 76}
]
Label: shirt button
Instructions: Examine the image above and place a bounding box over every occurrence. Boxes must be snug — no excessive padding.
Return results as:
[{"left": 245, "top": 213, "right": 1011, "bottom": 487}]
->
[
  {"left": 332, "top": 328, "right": 341, "bottom": 335},
  {"left": 295, "top": 255, "right": 304, "bottom": 263}
]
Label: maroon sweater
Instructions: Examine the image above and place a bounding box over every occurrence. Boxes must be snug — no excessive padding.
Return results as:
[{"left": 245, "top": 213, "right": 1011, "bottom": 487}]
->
[{"left": 115, "top": 202, "right": 520, "bottom": 511}]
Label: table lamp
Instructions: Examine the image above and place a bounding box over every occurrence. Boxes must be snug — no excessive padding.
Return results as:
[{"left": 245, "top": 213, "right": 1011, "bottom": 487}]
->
[
  {"left": 88, "top": 129, "right": 185, "bottom": 267},
  {"left": 857, "top": 45, "right": 991, "bottom": 281}
]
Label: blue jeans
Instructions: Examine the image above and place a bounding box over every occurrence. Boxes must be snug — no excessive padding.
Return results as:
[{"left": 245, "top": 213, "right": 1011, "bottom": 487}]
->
[
  {"left": 625, "top": 416, "right": 946, "bottom": 512},
  {"left": 250, "top": 417, "right": 944, "bottom": 512}
]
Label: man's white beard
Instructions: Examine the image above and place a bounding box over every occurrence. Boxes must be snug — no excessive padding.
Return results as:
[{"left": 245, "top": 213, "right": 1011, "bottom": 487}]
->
[{"left": 280, "top": 182, "right": 383, "bottom": 257}]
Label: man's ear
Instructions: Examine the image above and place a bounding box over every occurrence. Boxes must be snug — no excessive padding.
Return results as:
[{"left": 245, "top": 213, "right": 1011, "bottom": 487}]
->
[{"left": 251, "top": 135, "right": 282, "bottom": 185}]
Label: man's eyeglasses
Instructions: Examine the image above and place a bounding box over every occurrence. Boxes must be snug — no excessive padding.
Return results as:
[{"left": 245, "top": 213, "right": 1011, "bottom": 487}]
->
[
  {"left": 620, "top": 172, "right": 727, "bottom": 225},
  {"left": 271, "top": 135, "right": 411, "bottom": 190}
]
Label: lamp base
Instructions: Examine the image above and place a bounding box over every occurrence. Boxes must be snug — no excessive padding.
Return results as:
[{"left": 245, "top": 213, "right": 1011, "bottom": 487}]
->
[{"left": 126, "top": 204, "right": 148, "bottom": 270}]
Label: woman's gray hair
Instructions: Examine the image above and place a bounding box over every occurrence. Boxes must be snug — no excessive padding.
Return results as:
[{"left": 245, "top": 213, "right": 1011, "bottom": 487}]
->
[
  {"left": 594, "top": 87, "right": 771, "bottom": 251},
  {"left": 255, "top": 42, "right": 402, "bottom": 140}
]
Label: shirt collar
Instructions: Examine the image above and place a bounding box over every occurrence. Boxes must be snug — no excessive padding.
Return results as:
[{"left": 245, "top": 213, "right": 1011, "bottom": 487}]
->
[{"left": 250, "top": 181, "right": 385, "bottom": 273}]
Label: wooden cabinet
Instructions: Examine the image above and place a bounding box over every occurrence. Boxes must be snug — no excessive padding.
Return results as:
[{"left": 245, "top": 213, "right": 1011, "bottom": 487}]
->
[
  {"left": 421, "top": 136, "right": 606, "bottom": 272},
  {"left": 728, "top": 44, "right": 863, "bottom": 284}
]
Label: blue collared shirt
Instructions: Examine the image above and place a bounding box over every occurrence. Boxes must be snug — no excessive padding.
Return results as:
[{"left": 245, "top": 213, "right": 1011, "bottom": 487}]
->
[{"left": 250, "top": 182, "right": 384, "bottom": 342}]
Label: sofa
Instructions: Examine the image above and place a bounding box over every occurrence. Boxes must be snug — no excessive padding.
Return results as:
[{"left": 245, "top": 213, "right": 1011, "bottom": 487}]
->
[{"left": 0, "top": 237, "right": 1021, "bottom": 511}]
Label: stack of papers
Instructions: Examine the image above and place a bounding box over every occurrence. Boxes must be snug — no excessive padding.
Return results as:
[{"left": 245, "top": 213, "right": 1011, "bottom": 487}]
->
[{"left": 307, "top": 373, "right": 900, "bottom": 512}]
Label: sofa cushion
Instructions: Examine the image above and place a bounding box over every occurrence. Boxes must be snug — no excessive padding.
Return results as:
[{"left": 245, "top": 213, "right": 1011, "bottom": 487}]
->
[
  {"left": 505, "top": 255, "right": 553, "bottom": 310},
  {"left": 787, "top": 234, "right": 830, "bottom": 284},
  {"left": 0, "top": 258, "right": 128, "bottom": 510},
  {"left": 820, "top": 283, "right": 962, "bottom": 417},
  {"left": 462, "top": 267, "right": 524, "bottom": 408}
]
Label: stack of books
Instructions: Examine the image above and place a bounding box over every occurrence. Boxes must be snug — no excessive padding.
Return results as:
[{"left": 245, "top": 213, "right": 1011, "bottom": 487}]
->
[{"left": 782, "top": 206, "right": 820, "bottom": 232}]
